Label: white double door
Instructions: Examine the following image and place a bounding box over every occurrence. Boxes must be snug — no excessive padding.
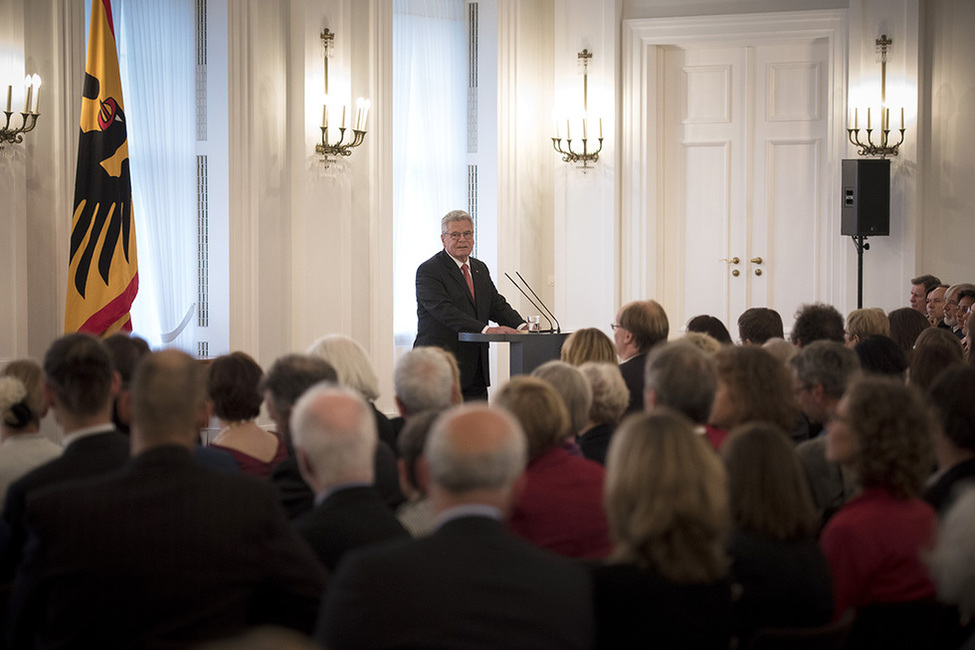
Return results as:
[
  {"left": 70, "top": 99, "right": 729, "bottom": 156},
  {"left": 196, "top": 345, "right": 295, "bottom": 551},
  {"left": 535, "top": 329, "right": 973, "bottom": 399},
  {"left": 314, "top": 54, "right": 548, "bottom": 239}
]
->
[{"left": 660, "top": 39, "right": 831, "bottom": 335}]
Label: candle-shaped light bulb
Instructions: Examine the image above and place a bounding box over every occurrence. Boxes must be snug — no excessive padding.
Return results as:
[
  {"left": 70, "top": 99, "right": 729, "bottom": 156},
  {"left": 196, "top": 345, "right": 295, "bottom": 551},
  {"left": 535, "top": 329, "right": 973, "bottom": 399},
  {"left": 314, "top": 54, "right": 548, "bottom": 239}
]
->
[
  {"left": 885, "top": 108, "right": 890, "bottom": 132},
  {"left": 867, "top": 107, "right": 871, "bottom": 130},
  {"left": 5, "top": 85, "right": 11, "bottom": 113},
  {"left": 900, "top": 107, "right": 904, "bottom": 130},
  {"left": 23, "top": 75, "right": 31, "bottom": 114},
  {"left": 599, "top": 118, "right": 603, "bottom": 139},
  {"left": 854, "top": 107, "right": 858, "bottom": 130},
  {"left": 322, "top": 104, "right": 327, "bottom": 129},
  {"left": 354, "top": 98, "right": 364, "bottom": 130},
  {"left": 554, "top": 118, "right": 560, "bottom": 140},
  {"left": 361, "top": 99, "right": 370, "bottom": 131},
  {"left": 582, "top": 114, "right": 588, "bottom": 140},
  {"left": 31, "top": 75, "right": 40, "bottom": 114},
  {"left": 341, "top": 105, "right": 347, "bottom": 129},
  {"left": 566, "top": 119, "right": 571, "bottom": 141}
]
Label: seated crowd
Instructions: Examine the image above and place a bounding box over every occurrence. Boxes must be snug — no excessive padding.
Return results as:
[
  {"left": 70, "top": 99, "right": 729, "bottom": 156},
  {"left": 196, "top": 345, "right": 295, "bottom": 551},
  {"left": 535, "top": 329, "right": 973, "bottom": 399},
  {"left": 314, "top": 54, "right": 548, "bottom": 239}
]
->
[{"left": 0, "top": 278, "right": 974, "bottom": 649}]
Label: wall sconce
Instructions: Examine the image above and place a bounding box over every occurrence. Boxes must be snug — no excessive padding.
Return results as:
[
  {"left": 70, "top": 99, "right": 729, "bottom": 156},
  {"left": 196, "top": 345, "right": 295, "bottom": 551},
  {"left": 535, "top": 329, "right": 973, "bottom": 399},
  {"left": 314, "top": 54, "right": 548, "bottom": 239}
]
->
[
  {"left": 552, "top": 49, "right": 603, "bottom": 171},
  {"left": 314, "top": 28, "right": 369, "bottom": 167},
  {"left": 1, "top": 74, "right": 42, "bottom": 151},
  {"left": 847, "top": 35, "right": 905, "bottom": 158}
]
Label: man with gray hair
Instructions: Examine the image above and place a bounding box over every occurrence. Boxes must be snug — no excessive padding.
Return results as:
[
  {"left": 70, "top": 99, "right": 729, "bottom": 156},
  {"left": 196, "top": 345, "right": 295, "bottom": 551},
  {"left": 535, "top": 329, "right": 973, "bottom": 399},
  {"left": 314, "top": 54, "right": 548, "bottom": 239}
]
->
[
  {"left": 393, "top": 346, "right": 455, "bottom": 417},
  {"left": 643, "top": 341, "right": 723, "bottom": 449},
  {"left": 290, "top": 385, "right": 407, "bottom": 572},
  {"left": 414, "top": 209, "right": 527, "bottom": 401},
  {"left": 790, "top": 341, "right": 861, "bottom": 525},
  {"left": 317, "top": 404, "right": 594, "bottom": 649}
]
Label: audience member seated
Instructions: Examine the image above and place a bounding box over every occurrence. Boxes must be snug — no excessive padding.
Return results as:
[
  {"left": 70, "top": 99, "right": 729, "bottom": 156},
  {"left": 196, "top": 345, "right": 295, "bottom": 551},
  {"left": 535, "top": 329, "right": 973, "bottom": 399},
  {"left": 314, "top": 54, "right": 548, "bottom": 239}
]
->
[
  {"left": 207, "top": 352, "right": 287, "bottom": 479},
  {"left": 943, "top": 283, "right": 974, "bottom": 339},
  {"left": 791, "top": 303, "right": 845, "bottom": 348},
  {"left": 531, "top": 360, "right": 593, "bottom": 442},
  {"left": 497, "top": 377, "right": 611, "bottom": 559},
  {"left": 644, "top": 341, "right": 723, "bottom": 449},
  {"left": 924, "top": 367, "right": 975, "bottom": 517},
  {"left": 820, "top": 377, "right": 940, "bottom": 647},
  {"left": 790, "top": 342, "right": 861, "bottom": 527},
  {"left": 854, "top": 334, "right": 908, "bottom": 379},
  {"left": 682, "top": 331, "right": 723, "bottom": 356},
  {"left": 593, "top": 409, "right": 732, "bottom": 650},
  {"left": 426, "top": 347, "right": 464, "bottom": 406},
  {"left": 612, "top": 300, "right": 669, "bottom": 415},
  {"left": 722, "top": 422, "right": 833, "bottom": 644},
  {"left": 845, "top": 307, "right": 890, "bottom": 347},
  {"left": 965, "top": 308, "right": 975, "bottom": 361},
  {"left": 316, "top": 404, "right": 595, "bottom": 650},
  {"left": 0, "top": 334, "right": 130, "bottom": 581},
  {"left": 930, "top": 486, "right": 975, "bottom": 649},
  {"left": 888, "top": 306, "right": 931, "bottom": 359},
  {"left": 577, "top": 362, "right": 628, "bottom": 465},
  {"left": 560, "top": 327, "right": 618, "bottom": 366},
  {"left": 10, "top": 350, "right": 326, "bottom": 647},
  {"left": 908, "top": 332, "right": 964, "bottom": 394},
  {"left": 0, "top": 361, "right": 60, "bottom": 501},
  {"left": 737, "top": 307, "right": 784, "bottom": 345},
  {"left": 307, "top": 335, "right": 398, "bottom": 454},
  {"left": 391, "top": 346, "right": 455, "bottom": 437},
  {"left": 710, "top": 346, "right": 802, "bottom": 442},
  {"left": 105, "top": 333, "right": 237, "bottom": 473},
  {"left": 289, "top": 385, "right": 408, "bottom": 572},
  {"left": 686, "top": 315, "right": 733, "bottom": 344},
  {"left": 910, "top": 274, "right": 942, "bottom": 313},
  {"left": 261, "top": 353, "right": 338, "bottom": 519},
  {"left": 395, "top": 410, "right": 441, "bottom": 537},
  {"left": 927, "top": 284, "right": 950, "bottom": 328},
  {"left": 762, "top": 337, "right": 798, "bottom": 366}
]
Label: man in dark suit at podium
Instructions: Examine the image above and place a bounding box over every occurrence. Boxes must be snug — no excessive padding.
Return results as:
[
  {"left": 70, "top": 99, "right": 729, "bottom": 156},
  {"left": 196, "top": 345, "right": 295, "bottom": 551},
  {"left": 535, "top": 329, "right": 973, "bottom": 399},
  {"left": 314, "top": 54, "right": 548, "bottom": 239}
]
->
[{"left": 414, "top": 210, "right": 526, "bottom": 401}]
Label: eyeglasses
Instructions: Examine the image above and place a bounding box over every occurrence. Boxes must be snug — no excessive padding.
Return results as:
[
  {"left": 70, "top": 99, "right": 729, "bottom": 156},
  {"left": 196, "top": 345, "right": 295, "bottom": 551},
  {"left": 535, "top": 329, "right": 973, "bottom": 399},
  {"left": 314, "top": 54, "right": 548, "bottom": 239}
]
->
[
  {"left": 610, "top": 323, "right": 623, "bottom": 331},
  {"left": 444, "top": 231, "right": 474, "bottom": 241}
]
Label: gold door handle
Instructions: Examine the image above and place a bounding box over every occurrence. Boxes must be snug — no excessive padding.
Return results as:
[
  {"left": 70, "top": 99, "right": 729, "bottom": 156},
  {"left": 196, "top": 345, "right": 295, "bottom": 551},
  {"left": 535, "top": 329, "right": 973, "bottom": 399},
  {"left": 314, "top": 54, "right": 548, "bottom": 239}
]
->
[
  {"left": 720, "top": 257, "right": 740, "bottom": 265},
  {"left": 755, "top": 269, "right": 763, "bottom": 276},
  {"left": 732, "top": 270, "right": 740, "bottom": 277},
  {"left": 750, "top": 257, "right": 763, "bottom": 264}
]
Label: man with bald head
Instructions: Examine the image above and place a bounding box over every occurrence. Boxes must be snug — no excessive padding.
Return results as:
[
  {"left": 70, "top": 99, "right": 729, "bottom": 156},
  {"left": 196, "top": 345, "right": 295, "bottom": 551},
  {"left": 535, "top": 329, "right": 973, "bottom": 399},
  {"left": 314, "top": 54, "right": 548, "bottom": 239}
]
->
[
  {"left": 317, "top": 404, "right": 594, "bottom": 649},
  {"left": 613, "top": 300, "right": 669, "bottom": 415},
  {"left": 290, "top": 385, "right": 407, "bottom": 572},
  {"left": 11, "top": 350, "right": 326, "bottom": 648}
]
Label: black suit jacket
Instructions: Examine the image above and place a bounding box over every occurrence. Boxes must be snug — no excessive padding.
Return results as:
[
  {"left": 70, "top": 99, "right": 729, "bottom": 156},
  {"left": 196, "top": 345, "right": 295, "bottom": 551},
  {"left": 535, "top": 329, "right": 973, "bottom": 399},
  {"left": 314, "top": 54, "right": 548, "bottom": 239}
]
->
[
  {"left": 293, "top": 485, "right": 408, "bottom": 573},
  {"left": 316, "top": 515, "right": 594, "bottom": 650},
  {"left": 619, "top": 353, "right": 648, "bottom": 416},
  {"left": 10, "top": 445, "right": 326, "bottom": 648},
  {"left": 414, "top": 250, "right": 524, "bottom": 390},
  {"left": 0, "top": 428, "right": 130, "bottom": 581}
]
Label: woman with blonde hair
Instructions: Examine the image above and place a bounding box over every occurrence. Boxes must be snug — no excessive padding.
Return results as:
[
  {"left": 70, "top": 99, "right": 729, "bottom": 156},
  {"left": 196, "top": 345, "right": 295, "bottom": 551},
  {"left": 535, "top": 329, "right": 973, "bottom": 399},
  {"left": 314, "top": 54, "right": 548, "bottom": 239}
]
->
[
  {"left": 722, "top": 422, "right": 832, "bottom": 642},
  {"left": 496, "top": 376, "right": 611, "bottom": 559},
  {"left": 560, "top": 328, "right": 617, "bottom": 366},
  {"left": 593, "top": 409, "right": 732, "bottom": 649},
  {"left": 0, "top": 360, "right": 60, "bottom": 500},
  {"left": 845, "top": 308, "right": 890, "bottom": 347}
]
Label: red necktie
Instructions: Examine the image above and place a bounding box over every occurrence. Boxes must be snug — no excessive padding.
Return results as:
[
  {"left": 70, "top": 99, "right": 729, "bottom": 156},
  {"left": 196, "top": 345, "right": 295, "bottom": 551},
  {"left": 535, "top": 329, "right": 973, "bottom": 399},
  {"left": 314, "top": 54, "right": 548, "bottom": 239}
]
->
[{"left": 461, "top": 263, "right": 475, "bottom": 300}]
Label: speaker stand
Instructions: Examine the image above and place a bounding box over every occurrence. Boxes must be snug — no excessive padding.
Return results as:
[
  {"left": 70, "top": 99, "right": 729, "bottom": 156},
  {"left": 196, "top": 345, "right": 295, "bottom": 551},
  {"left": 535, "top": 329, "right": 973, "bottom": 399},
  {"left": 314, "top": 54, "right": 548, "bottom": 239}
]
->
[{"left": 852, "top": 235, "right": 870, "bottom": 309}]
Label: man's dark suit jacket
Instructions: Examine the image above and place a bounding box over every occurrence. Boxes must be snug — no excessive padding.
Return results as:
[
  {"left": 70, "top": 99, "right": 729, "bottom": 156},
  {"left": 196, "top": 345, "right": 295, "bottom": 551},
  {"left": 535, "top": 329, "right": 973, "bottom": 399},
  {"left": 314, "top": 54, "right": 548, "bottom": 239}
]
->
[
  {"left": 619, "top": 353, "right": 648, "bottom": 416},
  {"left": 293, "top": 485, "right": 408, "bottom": 572},
  {"left": 0, "top": 427, "right": 130, "bottom": 581},
  {"left": 10, "top": 445, "right": 327, "bottom": 649},
  {"left": 316, "top": 514, "right": 594, "bottom": 650},
  {"left": 414, "top": 249, "right": 524, "bottom": 391}
]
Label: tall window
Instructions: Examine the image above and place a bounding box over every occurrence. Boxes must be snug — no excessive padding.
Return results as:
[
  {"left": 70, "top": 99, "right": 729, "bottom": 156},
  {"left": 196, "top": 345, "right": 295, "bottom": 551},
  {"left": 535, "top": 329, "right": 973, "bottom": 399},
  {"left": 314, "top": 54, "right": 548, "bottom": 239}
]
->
[{"left": 391, "top": 0, "right": 469, "bottom": 352}]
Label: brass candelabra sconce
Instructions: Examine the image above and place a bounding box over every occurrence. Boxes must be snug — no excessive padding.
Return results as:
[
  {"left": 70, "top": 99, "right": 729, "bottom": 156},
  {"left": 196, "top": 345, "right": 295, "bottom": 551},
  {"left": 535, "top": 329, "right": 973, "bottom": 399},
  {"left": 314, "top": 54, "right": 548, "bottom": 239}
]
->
[
  {"left": 2, "top": 74, "right": 42, "bottom": 151},
  {"left": 847, "top": 35, "right": 905, "bottom": 158},
  {"left": 315, "top": 29, "right": 369, "bottom": 167},
  {"left": 552, "top": 49, "right": 603, "bottom": 171}
]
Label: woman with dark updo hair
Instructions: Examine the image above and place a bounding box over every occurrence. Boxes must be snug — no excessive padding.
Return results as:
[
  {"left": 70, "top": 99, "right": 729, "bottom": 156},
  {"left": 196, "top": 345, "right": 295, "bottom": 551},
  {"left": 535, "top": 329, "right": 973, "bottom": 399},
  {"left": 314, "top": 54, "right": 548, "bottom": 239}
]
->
[{"left": 0, "top": 360, "right": 60, "bottom": 500}]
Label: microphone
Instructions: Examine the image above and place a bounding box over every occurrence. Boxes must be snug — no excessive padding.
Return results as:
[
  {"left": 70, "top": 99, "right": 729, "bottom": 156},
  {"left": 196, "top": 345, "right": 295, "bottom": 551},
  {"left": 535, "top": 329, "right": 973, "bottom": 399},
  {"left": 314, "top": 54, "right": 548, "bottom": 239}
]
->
[
  {"left": 505, "top": 273, "right": 553, "bottom": 333},
  {"left": 516, "top": 272, "right": 561, "bottom": 334}
]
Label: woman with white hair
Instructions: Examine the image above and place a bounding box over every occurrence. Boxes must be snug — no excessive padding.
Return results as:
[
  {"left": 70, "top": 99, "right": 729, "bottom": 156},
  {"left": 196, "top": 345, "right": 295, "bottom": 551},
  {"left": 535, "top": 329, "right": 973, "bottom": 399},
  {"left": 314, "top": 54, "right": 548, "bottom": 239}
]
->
[{"left": 307, "top": 334, "right": 400, "bottom": 452}]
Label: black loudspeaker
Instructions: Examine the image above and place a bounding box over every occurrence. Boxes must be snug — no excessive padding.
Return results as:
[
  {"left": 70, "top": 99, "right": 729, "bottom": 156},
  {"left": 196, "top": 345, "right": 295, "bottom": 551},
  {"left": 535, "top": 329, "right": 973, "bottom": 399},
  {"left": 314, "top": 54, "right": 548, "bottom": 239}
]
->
[{"left": 842, "top": 159, "right": 890, "bottom": 236}]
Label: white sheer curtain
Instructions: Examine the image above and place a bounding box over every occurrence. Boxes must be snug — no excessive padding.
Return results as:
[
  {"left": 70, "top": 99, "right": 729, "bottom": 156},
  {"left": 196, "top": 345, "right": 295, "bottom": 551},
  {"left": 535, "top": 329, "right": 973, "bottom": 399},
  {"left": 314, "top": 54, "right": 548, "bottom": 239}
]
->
[
  {"left": 116, "top": 0, "right": 197, "bottom": 350},
  {"left": 392, "top": 0, "right": 468, "bottom": 348}
]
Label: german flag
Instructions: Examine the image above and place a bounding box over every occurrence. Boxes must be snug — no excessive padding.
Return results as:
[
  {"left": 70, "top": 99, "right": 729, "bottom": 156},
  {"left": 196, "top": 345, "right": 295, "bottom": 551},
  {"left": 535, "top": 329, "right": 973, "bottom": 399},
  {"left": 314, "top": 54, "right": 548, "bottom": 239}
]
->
[{"left": 64, "top": 0, "right": 138, "bottom": 335}]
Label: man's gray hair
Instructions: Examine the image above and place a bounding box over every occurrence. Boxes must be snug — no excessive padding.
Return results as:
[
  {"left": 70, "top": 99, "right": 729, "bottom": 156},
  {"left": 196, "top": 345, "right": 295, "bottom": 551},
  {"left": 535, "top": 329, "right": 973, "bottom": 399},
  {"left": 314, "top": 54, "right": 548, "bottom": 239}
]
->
[
  {"left": 531, "top": 361, "right": 593, "bottom": 437},
  {"left": 441, "top": 210, "right": 474, "bottom": 234},
  {"left": 290, "top": 385, "right": 377, "bottom": 486},
  {"left": 394, "top": 347, "right": 454, "bottom": 414},
  {"left": 644, "top": 341, "right": 717, "bottom": 424},
  {"left": 579, "top": 362, "right": 628, "bottom": 425},
  {"left": 790, "top": 340, "right": 861, "bottom": 400},
  {"left": 425, "top": 405, "right": 527, "bottom": 494}
]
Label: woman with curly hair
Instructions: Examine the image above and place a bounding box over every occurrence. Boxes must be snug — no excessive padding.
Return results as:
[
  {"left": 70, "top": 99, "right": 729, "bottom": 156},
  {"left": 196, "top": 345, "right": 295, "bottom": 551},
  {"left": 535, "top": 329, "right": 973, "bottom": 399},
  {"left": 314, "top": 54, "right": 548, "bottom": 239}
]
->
[
  {"left": 821, "top": 377, "right": 939, "bottom": 646},
  {"left": 593, "top": 409, "right": 732, "bottom": 649},
  {"left": 708, "top": 346, "right": 800, "bottom": 437}
]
